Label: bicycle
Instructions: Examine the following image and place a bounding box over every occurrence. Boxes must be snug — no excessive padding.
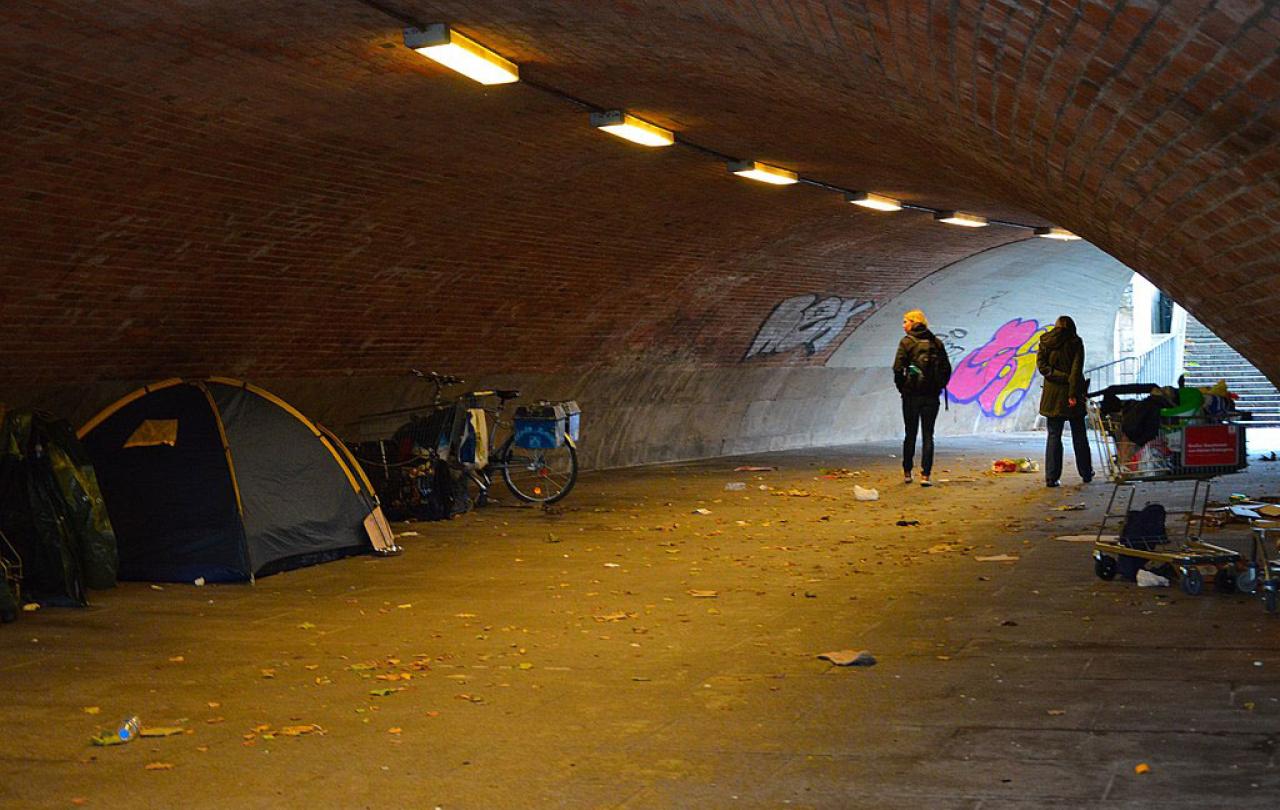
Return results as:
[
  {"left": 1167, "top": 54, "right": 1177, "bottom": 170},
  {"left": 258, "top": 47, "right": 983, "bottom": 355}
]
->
[{"left": 349, "top": 371, "right": 580, "bottom": 517}]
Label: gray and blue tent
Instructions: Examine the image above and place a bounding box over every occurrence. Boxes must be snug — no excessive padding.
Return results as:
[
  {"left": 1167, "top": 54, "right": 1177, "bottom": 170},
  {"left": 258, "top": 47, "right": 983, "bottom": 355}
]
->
[{"left": 79, "top": 378, "right": 395, "bottom": 583}]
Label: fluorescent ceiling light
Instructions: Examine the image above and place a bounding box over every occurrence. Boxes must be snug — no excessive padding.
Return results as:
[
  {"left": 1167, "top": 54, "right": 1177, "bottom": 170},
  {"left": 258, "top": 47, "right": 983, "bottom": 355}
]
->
[
  {"left": 589, "top": 110, "right": 674, "bottom": 147},
  {"left": 403, "top": 25, "right": 519, "bottom": 85},
  {"left": 845, "top": 192, "right": 902, "bottom": 212},
  {"left": 935, "top": 210, "right": 988, "bottom": 228},
  {"left": 727, "top": 160, "right": 798, "bottom": 185},
  {"left": 1035, "top": 226, "right": 1081, "bottom": 241}
]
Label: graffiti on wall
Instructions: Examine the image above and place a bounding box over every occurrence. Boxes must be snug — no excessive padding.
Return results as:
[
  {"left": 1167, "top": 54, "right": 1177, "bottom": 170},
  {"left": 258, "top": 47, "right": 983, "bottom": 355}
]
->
[
  {"left": 933, "top": 327, "right": 970, "bottom": 359},
  {"left": 946, "top": 318, "right": 1050, "bottom": 417},
  {"left": 744, "top": 294, "right": 874, "bottom": 360}
]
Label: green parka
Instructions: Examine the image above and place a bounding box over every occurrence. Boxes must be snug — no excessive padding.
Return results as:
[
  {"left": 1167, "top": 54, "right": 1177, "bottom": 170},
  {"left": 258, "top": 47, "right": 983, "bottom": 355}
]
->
[{"left": 1037, "top": 323, "right": 1087, "bottom": 418}]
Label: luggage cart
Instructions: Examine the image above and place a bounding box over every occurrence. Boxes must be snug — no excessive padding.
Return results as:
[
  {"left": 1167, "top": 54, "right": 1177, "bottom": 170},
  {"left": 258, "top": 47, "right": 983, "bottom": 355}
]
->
[{"left": 1086, "top": 387, "right": 1248, "bottom": 595}]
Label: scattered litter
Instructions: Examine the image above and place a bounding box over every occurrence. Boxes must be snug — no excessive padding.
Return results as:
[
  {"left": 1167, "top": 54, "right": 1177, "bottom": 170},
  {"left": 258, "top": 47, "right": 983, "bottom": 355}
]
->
[
  {"left": 818, "top": 468, "right": 863, "bottom": 479},
  {"left": 144, "top": 762, "right": 175, "bottom": 771},
  {"left": 733, "top": 466, "right": 776, "bottom": 472},
  {"left": 771, "top": 488, "right": 814, "bottom": 498},
  {"left": 896, "top": 519, "right": 920, "bottom": 527},
  {"left": 140, "top": 726, "right": 186, "bottom": 738},
  {"left": 193, "top": 577, "right": 205, "bottom": 587},
  {"left": 974, "top": 554, "right": 1019, "bottom": 562},
  {"left": 279, "top": 724, "right": 324, "bottom": 736},
  {"left": 396, "top": 531, "right": 420, "bottom": 537},
  {"left": 603, "top": 562, "right": 621, "bottom": 568},
  {"left": 687, "top": 589, "right": 718, "bottom": 598},
  {"left": 692, "top": 508, "right": 712, "bottom": 515},
  {"left": 1047, "top": 709, "right": 1067, "bottom": 716},
  {"left": 1000, "top": 620, "right": 1018, "bottom": 627},
  {"left": 853, "top": 485, "right": 879, "bottom": 501},
  {"left": 1056, "top": 503, "right": 1086, "bottom": 511},
  {"left": 1056, "top": 534, "right": 1110, "bottom": 543},
  {"left": 1137, "top": 569, "right": 1170, "bottom": 587},
  {"left": 149, "top": 585, "right": 164, "bottom": 591},
  {"left": 817, "top": 649, "right": 877, "bottom": 667},
  {"left": 926, "top": 543, "right": 968, "bottom": 554},
  {"left": 724, "top": 482, "right": 747, "bottom": 491},
  {"left": 21, "top": 603, "right": 39, "bottom": 612},
  {"left": 1134, "top": 763, "right": 1151, "bottom": 775},
  {"left": 83, "top": 706, "right": 100, "bottom": 715},
  {"left": 991, "top": 458, "right": 1039, "bottom": 473},
  {"left": 90, "top": 733, "right": 129, "bottom": 747}
]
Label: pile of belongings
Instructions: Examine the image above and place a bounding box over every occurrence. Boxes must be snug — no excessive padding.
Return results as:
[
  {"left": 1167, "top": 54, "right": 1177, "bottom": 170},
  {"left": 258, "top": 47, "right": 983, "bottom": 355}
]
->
[
  {"left": 1095, "top": 381, "right": 1239, "bottom": 472},
  {"left": 991, "top": 457, "right": 1039, "bottom": 473},
  {"left": 0, "top": 406, "right": 118, "bottom": 613}
]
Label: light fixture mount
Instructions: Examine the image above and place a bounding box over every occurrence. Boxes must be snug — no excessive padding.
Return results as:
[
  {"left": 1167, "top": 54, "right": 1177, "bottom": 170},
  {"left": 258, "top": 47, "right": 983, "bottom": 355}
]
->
[
  {"left": 590, "top": 110, "right": 675, "bottom": 147},
  {"left": 727, "top": 159, "right": 798, "bottom": 185},
  {"left": 1035, "top": 226, "right": 1082, "bottom": 241},
  {"left": 845, "top": 191, "right": 902, "bottom": 212},
  {"left": 403, "top": 24, "right": 519, "bottom": 85}
]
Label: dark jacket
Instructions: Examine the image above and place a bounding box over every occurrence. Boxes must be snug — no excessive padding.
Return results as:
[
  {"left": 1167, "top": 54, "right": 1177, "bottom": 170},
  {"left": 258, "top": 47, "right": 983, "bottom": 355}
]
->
[
  {"left": 1037, "top": 324, "right": 1086, "bottom": 418},
  {"left": 893, "top": 325, "right": 951, "bottom": 398}
]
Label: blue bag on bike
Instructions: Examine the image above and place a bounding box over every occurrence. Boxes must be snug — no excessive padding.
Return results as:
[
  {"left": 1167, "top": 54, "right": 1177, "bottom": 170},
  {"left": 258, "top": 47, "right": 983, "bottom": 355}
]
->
[{"left": 514, "top": 401, "right": 581, "bottom": 450}]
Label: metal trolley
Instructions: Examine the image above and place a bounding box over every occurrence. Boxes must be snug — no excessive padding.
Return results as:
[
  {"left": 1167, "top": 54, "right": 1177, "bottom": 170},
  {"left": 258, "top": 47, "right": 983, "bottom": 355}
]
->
[{"left": 1086, "top": 387, "right": 1248, "bottom": 595}]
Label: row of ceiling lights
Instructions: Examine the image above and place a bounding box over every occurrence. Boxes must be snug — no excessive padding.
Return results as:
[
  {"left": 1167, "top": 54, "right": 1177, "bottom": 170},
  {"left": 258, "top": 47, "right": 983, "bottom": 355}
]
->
[{"left": 403, "top": 23, "right": 1081, "bottom": 241}]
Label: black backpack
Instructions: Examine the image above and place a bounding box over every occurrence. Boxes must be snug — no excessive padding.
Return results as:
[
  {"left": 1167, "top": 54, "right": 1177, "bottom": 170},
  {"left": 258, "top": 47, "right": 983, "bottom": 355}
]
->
[
  {"left": 905, "top": 337, "right": 951, "bottom": 397},
  {"left": 1117, "top": 504, "right": 1168, "bottom": 580}
]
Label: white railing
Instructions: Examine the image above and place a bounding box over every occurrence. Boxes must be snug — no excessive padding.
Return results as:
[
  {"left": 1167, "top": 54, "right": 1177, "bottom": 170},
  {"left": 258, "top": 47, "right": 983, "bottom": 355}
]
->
[{"left": 1086, "top": 334, "right": 1180, "bottom": 392}]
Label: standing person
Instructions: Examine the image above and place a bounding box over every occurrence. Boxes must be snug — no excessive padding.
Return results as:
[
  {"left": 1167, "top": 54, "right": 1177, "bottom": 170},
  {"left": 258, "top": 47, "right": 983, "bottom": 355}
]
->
[
  {"left": 1037, "top": 315, "right": 1095, "bottom": 487},
  {"left": 893, "top": 309, "right": 951, "bottom": 487}
]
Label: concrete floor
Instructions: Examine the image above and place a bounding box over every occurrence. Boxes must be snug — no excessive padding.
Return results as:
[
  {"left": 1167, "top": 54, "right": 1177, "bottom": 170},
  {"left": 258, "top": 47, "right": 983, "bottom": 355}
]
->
[{"left": 2, "top": 434, "right": 1279, "bottom": 809}]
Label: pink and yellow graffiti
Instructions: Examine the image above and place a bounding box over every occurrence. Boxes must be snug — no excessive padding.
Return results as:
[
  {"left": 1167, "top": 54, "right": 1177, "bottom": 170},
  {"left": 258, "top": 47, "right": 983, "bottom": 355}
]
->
[{"left": 946, "top": 318, "right": 1050, "bottom": 417}]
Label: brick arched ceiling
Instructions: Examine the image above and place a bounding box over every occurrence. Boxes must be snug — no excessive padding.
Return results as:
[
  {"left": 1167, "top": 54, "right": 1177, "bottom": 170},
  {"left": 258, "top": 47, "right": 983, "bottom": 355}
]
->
[{"left": 1, "top": 1, "right": 1277, "bottom": 391}]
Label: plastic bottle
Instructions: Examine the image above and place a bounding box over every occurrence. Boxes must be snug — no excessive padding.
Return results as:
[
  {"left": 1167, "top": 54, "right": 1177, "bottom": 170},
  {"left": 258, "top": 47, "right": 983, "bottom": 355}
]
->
[{"left": 117, "top": 715, "right": 140, "bottom": 742}]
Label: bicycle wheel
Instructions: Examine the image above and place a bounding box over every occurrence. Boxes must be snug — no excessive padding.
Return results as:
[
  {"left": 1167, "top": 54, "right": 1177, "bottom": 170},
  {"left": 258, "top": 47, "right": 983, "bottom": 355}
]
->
[{"left": 498, "top": 437, "right": 578, "bottom": 504}]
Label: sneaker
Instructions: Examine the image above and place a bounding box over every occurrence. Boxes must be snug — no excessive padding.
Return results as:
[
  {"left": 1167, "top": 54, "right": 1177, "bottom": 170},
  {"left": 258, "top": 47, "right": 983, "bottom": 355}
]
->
[
  {"left": 1046, "top": 480, "right": 1061, "bottom": 488},
  {"left": 920, "top": 476, "right": 933, "bottom": 488},
  {"left": 903, "top": 474, "right": 913, "bottom": 484},
  {"left": 1081, "top": 474, "right": 1094, "bottom": 484}
]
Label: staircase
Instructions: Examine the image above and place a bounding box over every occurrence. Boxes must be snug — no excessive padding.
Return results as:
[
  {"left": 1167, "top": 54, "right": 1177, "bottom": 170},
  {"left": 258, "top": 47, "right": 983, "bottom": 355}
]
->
[{"left": 1183, "top": 317, "right": 1280, "bottom": 425}]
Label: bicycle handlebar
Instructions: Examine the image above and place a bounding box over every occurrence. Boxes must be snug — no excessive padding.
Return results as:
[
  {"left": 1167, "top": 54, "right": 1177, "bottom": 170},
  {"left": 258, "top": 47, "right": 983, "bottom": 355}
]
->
[{"left": 410, "top": 369, "right": 464, "bottom": 386}]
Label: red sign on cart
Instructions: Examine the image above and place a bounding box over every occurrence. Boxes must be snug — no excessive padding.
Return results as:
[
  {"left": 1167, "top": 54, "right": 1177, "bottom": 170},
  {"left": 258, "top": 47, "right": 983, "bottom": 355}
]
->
[{"left": 1182, "top": 425, "right": 1239, "bottom": 467}]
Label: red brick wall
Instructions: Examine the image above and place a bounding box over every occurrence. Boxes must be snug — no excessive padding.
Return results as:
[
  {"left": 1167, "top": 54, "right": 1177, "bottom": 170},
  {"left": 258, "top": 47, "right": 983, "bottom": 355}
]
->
[{"left": 1, "top": 1, "right": 1275, "bottom": 402}]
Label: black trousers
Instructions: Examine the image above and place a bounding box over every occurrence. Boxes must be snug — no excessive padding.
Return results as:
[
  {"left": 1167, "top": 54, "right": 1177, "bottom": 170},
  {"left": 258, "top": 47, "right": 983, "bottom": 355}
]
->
[
  {"left": 901, "top": 395, "right": 940, "bottom": 476},
  {"left": 1045, "top": 414, "right": 1094, "bottom": 483}
]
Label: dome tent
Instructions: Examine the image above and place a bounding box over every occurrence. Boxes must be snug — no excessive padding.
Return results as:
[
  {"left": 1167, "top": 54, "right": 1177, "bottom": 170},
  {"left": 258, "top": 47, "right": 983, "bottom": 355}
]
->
[{"left": 79, "top": 378, "right": 395, "bottom": 583}]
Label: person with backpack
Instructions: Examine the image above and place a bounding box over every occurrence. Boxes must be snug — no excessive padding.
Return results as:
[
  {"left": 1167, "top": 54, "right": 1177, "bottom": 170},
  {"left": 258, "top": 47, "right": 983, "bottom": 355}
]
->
[
  {"left": 893, "top": 309, "right": 952, "bottom": 487},
  {"left": 1036, "top": 314, "right": 1095, "bottom": 487}
]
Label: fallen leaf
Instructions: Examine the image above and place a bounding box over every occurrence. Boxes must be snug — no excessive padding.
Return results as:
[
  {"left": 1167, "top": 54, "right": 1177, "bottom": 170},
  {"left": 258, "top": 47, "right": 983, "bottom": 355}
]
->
[
  {"left": 90, "top": 733, "right": 128, "bottom": 747},
  {"left": 144, "top": 762, "right": 174, "bottom": 771},
  {"left": 817, "top": 649, "right": 876, "bottom": 667},
  {"left": 279, "top": 724, "right": 324, "bottom": 736},
  {"left": 369, "top": 688, "right": 400, "bottom": 697},
  {"left": 388, "top": 727, "right": 402, "bottom": 735},
  {"left": 260, "top": 669, "right": 276, "bottom": 679},
  {"left": 22, "top": 603, "right": 40, "bottom": 612},
  {"left": 974, "top": 554, "right": 1020, "bottom": 562},
  {"left": 297, "top": 622, "right": 316, "bottom": 630},
  {"left": 397, "top": 604, "right": 413, "bottom": 609},
  {"left": 83, "top": 706, "right": 101, "bottom": 715},
  {"left": 687, "top": 589, "right": 718, "bottom": 598},
  {"left": 139, "top": 726, "right": 186, "bottom": 738},
  {"left": 1046, "top": 709, "right": 1066, "bottom": 716},
  {"left": 168, "top": 656, "right": 185, "bottom": 663},
  {"left": 1134, "top": 762, "right": 1151, "bottom": 775},
  {"left": 518, "top": 662, "right": 534, "bottom": 670}
]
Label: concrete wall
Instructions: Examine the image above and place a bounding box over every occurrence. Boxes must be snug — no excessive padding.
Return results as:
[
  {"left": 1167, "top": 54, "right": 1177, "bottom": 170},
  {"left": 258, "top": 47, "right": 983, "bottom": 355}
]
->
[
  {"left": 33, "top": 242, "right": 1135, "bottom": 471},
  {"left": 828, "top": 240, "right": 1134, "bottom": 438}
]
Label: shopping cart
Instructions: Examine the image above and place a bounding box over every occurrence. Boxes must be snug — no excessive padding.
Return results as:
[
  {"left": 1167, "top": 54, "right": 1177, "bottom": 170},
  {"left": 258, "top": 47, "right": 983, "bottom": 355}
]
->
[{"left": 1086, "top": 384, "right": 1248, "bottom": 595}]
